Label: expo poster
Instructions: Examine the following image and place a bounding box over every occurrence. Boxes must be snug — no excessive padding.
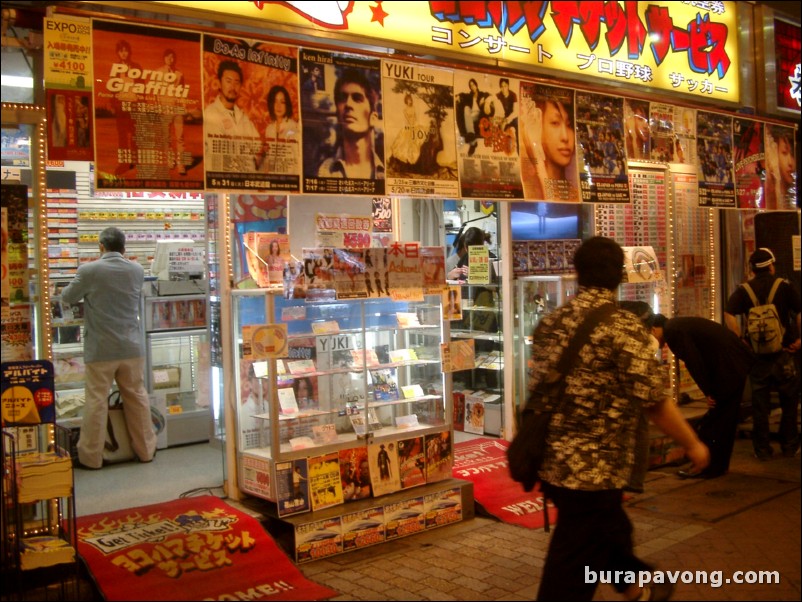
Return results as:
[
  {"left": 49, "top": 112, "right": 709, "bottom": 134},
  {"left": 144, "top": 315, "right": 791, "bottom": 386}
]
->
[
  {"left": 733, "top": 118, "right": 765, "bottom": 210},
  {"left": 453, "top": 70, "right": 523, "bottom": 200},
  {"left": 92, "top": 19, "right": 204, "bottom": 191},
  {"left": 575, "top": 92, "right": 630, "bottom": 203},
  {"left": 43, "top": 15, "right": 93, "bottom": 162},
  {"left": 382, "top": 59, "right": 459, "bottom": 198},
  {"left": 300, "top": 49, "right": 384, "bottom": 196},
  {"left": 518, "top": 82, "right": 579, "bottom": 202},
  {"left": 696, "top": 111, "right": 736, "bottom": 208},
  {"left": 202, "top": 35, "right": 300, "bottom": 192}
]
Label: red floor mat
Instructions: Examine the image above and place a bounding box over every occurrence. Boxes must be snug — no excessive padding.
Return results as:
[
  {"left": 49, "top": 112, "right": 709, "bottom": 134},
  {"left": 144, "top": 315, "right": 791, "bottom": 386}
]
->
[
  {"left": 453, "top": 437, "right": 557, "bottom": 529},
  {"left": 75, "top": 495, "right": 337, "bottom": 601}
]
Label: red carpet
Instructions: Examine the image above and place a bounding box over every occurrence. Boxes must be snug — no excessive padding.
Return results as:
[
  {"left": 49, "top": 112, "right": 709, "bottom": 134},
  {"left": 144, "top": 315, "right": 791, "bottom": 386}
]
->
[
  {"left": 453, "top": 437, "right": 557, "bottom": 529},
  {"left": 75, "top": 495, "right": 337, "bottom": 601}
]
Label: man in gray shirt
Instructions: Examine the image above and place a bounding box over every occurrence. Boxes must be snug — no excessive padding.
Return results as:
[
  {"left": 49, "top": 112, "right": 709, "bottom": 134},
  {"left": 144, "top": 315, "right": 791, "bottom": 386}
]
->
[{"left": 61, "top": 227, "right": 156, "bottom": 468}]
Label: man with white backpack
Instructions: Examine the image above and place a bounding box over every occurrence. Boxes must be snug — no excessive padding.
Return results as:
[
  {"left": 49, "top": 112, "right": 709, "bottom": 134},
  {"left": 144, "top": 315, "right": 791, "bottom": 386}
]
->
[{"left": 724, "top": 247, "right": 801, "bottom": 460}]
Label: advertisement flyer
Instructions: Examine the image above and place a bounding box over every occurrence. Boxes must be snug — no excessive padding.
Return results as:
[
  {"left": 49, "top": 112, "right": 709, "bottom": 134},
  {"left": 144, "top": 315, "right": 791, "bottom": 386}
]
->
[
  {"left": 300, "top": 49, "right": 384, "bottom": 196},
  {"left": 454, "top": 69, "right": 523, "bottom": 199},
  {"left": 43, "top": 15, "right": 94, "bottom": 162},
  {"left": 382, "top": 59, "right": 459, "bottom": 198},
  {"left": 1, "top": 360, "right": 56, "bottom": 426},
  {"left": 203, "top": 35, "right": 300, "bottom": 192},
  {"left": 519, "top": 82, "right": 580, "bottom": 202},
  {"left": 696, "top": 111, "right": 736, "bottom": 208},
  {"left": 575, "top": 92, "right": 630, "bottom": 203},
  {"left": 92, "top": 19, "right": 204, "bottom": 190}
]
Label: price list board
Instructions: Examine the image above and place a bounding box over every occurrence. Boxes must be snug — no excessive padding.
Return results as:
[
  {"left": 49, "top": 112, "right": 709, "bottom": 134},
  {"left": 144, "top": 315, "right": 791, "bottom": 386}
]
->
[
  {"left": 595, "top": 170, "right": 668, "bottom": 303},
  {"left": 673, "top": 173, "right": 714, "bottom": 318}
]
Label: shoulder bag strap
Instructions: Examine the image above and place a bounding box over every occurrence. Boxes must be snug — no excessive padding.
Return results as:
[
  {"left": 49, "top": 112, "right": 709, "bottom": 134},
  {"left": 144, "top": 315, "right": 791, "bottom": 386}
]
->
[
  {"left": 766, "top": 278, "right": 783, "bottom": 305},
  {"left": 740, "top": 282, "right": 760, "bottom": 307},
  {"left": 546, "top": 303, "right": 617, "bottom": 413}
]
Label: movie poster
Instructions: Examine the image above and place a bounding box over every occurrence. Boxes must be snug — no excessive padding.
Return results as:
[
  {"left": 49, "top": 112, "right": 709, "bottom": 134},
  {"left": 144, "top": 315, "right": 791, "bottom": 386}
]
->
[
  {"left": 696, "top": 111, "right": 735, "bottom": 208},
  {"left": 519, "top": 83, "right": 579, "bottom": 202},
  {"left": 454, "top": 70, "right": 523, "bottom": 199},
  {"left": 92, "top": 19, "right": 204, "bottom": 190},
  {"left": 733, "top": 118, "right": 765, "bottom": 210},
  {"left": 382, "top": 59, "right": 459, "bottom": 198},
  {"left": 575, "top": 92, "right": 630, "bottom": 203},
  {"left": 202, "top": 35, "right": 300, "bottom": 192},
  {"left": 300, "top": 49, "right": 384, "bottom": 196}
]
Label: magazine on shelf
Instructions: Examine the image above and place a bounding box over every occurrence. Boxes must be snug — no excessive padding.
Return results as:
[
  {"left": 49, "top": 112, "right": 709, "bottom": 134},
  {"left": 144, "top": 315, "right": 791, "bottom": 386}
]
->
[
  {"left": 341, "top": 506, "right": 385, "bottom": 551},
  {"left": 384, "top": 496, "right": 425, "bottom": 540},
  {"left": 397, "top": 436, "right": 426, "bottom": 489},
  {"left": 308, "top": 451, "right": 344, "bottom": 511},
  {"left": 425, "top": 430, "right": 453, "bottom": 483},
  {"left": 367, "top": 440, "right": 401, "bottom": 496},
  {"left": 275, "top": 458, "right": 310, "bottom": 517},
  {"left": 370, "top": 368, "right": 399, "bottom": 401},
  {"left": 338, "top": 446, "right": 372, "bottom": 502},
  {"left": 277, "top": 387, "right": 299, "bottom": 415},
  {"left": 401, "top": 384, "right": 425, "bottom": 399}
]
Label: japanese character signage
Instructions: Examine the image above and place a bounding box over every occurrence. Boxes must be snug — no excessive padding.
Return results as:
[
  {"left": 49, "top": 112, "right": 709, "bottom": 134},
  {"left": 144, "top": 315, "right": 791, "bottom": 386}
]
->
[
  {"left": 154, "top": 1, "right": 740, "bottom": 103},
  {"left": 1, "top": 360, "right": 55, "bottom": 426}
]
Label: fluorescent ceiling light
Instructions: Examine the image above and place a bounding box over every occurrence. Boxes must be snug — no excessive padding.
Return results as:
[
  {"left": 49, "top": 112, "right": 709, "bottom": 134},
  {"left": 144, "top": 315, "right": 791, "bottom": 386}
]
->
[{"left": 1, "top": 75, "right": 34, "bottom": 88}]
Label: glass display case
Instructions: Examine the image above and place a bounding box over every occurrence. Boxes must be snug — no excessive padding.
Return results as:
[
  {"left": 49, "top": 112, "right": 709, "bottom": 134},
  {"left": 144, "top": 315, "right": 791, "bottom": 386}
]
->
[
  {"left": 51, "top": 278, "right": 85, "bottom": 429},
  {"left": 232, "top": 290, "right": 449, "bottom": 501},
  {"left": 514, "top": 274, "right": 577, "bottom": 416},
  {"left": 449, "top": 281, "right": 504, "bottom": 436},
  {"left": 142, "top": 289, "right": 211, "bottom": 447}
]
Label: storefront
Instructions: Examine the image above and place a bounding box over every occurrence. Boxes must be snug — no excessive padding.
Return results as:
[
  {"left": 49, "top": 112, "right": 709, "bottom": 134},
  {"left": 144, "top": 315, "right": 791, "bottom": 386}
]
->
[{"left": 2, "top": 1, "right": 799, "bottom": 563}]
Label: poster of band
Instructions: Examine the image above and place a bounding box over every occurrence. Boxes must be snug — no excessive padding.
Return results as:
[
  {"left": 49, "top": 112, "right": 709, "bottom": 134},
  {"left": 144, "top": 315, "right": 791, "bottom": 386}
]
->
[
  {"left": 696, "top": 110, "right": 735, "bottom": 208},
  {"left": 649, "top": 103, "right": 697, "bottom": 165},
  {"left": 382, "top": 59, "right": 459, "bottom": 198},
  {"left": 764, "top": 123, "right": 797, "bottom": 211},
  {"left": 519, "top": 83, "right": 580, "bottom": 202},
  {"left": 454, "top": 71, "right": 523, "bottom": 200},
  {"left": 92, "top": 20, "right": 204, "bottom": 191},
  {"left": 733, "top": 117, "right": 764, "bottom": 210},
  {"left": 43, "top": 15, "right": 94, "bottom": 162},
  {"left": 300, "top": 50, "right": 384, "bottom": 196},
  {"left": 202, "top": 35, "right": 300, "bottom": 192},
  {"left": 575, "top": 92, "right": 630, "bottom": 203}
]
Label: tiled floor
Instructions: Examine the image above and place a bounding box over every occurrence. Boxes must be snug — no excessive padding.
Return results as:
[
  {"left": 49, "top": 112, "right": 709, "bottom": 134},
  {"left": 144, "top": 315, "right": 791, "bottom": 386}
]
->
[{"left": 4, "top": 410, "right": 799, "bottom": 601}]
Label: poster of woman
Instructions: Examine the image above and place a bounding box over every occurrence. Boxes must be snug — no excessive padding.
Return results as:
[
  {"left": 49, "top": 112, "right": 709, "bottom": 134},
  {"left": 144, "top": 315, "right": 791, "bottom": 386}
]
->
[
  {"left": 764, "top": 124, "right": 798, "bottom": 210},
  {"left": 383, "top": 59, "right": 459, "bottom": 198},
  {"left": 733, "top": 118, "right": 764, "bottom": 209},
  {"left": 519, "top": 82, "right": 579, "bottom": 202}
]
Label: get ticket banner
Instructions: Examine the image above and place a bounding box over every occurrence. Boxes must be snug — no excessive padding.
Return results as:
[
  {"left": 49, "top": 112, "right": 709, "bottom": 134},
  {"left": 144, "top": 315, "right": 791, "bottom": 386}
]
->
[{"left": 91, "top": 19, "right": 204, "bottom": 191}]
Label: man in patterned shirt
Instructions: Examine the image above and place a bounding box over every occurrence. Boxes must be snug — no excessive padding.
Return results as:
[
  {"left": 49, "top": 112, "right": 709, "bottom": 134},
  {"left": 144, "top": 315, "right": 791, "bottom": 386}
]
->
[{"left": 530, "top": 236, "right": 708, "bottom": 601}]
